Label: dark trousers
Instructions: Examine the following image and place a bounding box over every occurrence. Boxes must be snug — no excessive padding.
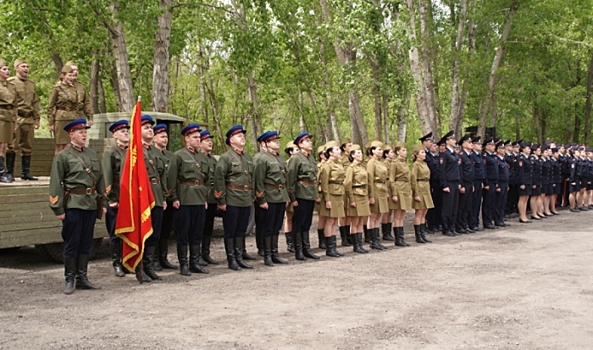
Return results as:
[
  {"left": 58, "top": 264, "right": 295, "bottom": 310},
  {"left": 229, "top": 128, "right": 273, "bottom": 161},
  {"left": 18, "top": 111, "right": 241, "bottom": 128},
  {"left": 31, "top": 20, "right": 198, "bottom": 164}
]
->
[
  {"left": 174, "top": 205, "right": 206, "bottom": 245},
  {"left": 223, "top": 205, "right": 251, "bottom": 239},
  {"left": 105, "top": 206, "right": 120, "bottom": 245},
  {"left": 471, "top": 180, "right": 484, "bottom": 228},
  {"left": 292, "top": 198, "right": 314, "bottom": 234},
  {"left": 161, "top": 200, "right": 174, "bottom": 240},
  {"left": 62, "top": 209, "right": 96, "bottom": 258},
  {"left": 441, "top": 181, "right": 459, "bottom": 233},
  {"left": 260, "top": 202, "right": 286, "bottom": 238},
  {"left": 145, "top": 206, "right": 164, "bottom": 247},
  {"left": 456, "top": 181, "right": 473, "bottom": 230},
  {"left": 495, "top": 183, "right": 509, "bottom": 224},
  {"left": 203, "top": 202, "right": 218, "bottom": 237},
  {"left": 506, "top": 184, "right": 519, "bottom": 214},
  {"left": 427, "top": 181, "right": 443, "bottom": 230},
  {"left": 482, "top": 184, "right": 496, "bottom": 227}
]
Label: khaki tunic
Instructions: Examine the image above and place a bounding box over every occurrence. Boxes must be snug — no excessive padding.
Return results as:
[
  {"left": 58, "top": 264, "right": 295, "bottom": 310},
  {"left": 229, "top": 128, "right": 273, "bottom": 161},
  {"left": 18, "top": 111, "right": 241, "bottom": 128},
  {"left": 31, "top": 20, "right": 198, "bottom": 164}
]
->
[
  {"left": 8, "top": 75, "right": 40, "bottom": 154},
  {"left": 167, "top": 148, "right": 211, "bottom": 206},
  {"left": 389, "top": 158, "right": 413, "bottom": 210},
  {"left": 344, "top": 162, "right": 371, "bottom": 217},
  {"left": 314, "top": 160, "right": 325, "bottom": 213},
  {"left": 73, "top": 81, "right": 93, "bottom": 121},
  {"left": 0, "top": 80, "right": 17, "bottom": 143},
  {"left": 47, "top": 82, "right": 79, "bottom": 144},
  {"left": 411, "top": 160, "right": 434, "bottom": 209},
  {"left": 366, "top": 157, "right": 389, "bottom": 214},
  {"left": 319, "top": 159, "right": 345, "bottom": 218}
]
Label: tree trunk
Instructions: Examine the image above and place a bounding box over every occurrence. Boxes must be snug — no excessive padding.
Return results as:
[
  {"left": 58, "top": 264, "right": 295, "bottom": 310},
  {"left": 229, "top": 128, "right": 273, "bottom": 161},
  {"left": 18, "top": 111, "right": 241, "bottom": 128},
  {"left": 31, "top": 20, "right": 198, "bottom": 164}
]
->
[
  {"left": 98, "top": 76, "right": 107, "bottom": 114},
  {"left": 419, "top": 0, "right": 439, "bottom": 133},
  {"left": 197, "top": 47, "right": 209, "bottom": 125},
  {"left": 247, "top": 73, "right": 262, "bottom": 150},
  {"left": 382, "top": 93, "right": 390, "bottom": 143},
  {"left": 109, "top": 59, "right": 122, "bottom": 111},
  {"left": 449, "top": 0, "right": 469, "bottom": 135},
  {"left": 584, "top": 50, "right": 593, "bottom": 145},
  {"left": 478, "top": 0, "right": 518, "bottom": 137},
  {"left": 90, "top": 54, "right": 100, "bottom": 114},
  {"left": 152, "top": 0, "right": 173, "bottom": 113}
]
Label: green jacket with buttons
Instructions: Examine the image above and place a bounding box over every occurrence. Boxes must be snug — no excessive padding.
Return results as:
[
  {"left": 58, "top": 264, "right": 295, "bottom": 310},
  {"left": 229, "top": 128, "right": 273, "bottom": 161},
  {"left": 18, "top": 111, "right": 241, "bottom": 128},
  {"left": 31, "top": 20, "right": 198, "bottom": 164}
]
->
[
  {"left": 213, "top": 149, "right": 254, "bottom": 207},
  {"left": 167, "top": 148, "right": 210, "bottom": 206},
  {"left": 254, "top": 150, "right": 289, "bottom": 205}
]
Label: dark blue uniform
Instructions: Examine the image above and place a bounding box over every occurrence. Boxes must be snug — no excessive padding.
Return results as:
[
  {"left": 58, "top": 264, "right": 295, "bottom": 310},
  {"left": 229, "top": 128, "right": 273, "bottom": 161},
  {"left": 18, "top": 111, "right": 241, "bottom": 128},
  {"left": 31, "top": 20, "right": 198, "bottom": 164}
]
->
[
  {"left": 456, "top": 150, "right": 474, "bottom": 232},
  {"left": 530, "top": 155, "right": 542, "bottom": 196},
  {"left": 425, "top": 150, "right": 442, "bottom": 232},
  {"left": 517, "top": 153, "right": 532, "bottom": 196},
  {"left": 505, "top": 153, "right": 519, "bottom": 216},
  {"left": 494, "top": 155, "right": 509, "bottom": 225},
  {"left": 470, "top": 150, "right": 485, "bottom": 230},
  {"left": 482, "top": 152, "right": 499, "bottom": 228},
  {"left": 438, "top": 148, "right": 460, "bottom": 235}
]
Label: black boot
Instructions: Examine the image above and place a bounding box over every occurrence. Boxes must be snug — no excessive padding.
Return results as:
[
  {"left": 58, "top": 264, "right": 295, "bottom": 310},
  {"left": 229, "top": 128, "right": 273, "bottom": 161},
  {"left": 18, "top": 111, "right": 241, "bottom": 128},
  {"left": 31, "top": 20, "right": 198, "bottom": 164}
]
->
[
  {"left": 75, "top": 254, "right": 101, "bottom": 290},
  {"left": 152, "top": 248, "right": 163, "bottom": 271},
  {"left": 382, "top": 223, "right": 395, "bottom": 241},
  {"left": 111, "top": 243, "right": 125, "bottom": 277},
  {"left": 420, "top": 224, "right": 432, "bottom": 243},
  {"left": 293, "top": 231, "right": 306, "bottom": 261},
  {"left": 63, "top": 257, "right": 76, "bottom": 295},
  {"left": 332, "top": 236, "right": 344, "bottom": 256},
  {"left": 325, "top": 236, "right": 340, "bottom": 257},
  {"left": 241, "top": 236, "right": 256, "bottom": 261},
  {"left": 143, "top": 246, "right": 161, "bottom": 280},
  {"left": 414, "top": 225, "right": 427, "bottom": 243},
  {"left": 159, "top": 238, "right": 177, "bottom": 269},
  {"left": 135, "top": 262, "right": 153, "bottom": 283},
  {"left": 395, "top": 227, "right": 410, "bottom": 247},
  {"left": 363, "top": 225, "right": 370, "bottom": 243},
  {"left": 224, "top": 238, "right": 240, "bottom": 270},
  {"left": 263, "top": 236, "right": 274, "bottom": 266},
  {"left": 0, "top": 156, "right": 10, "bottom": 183},
  {"left": 200, "top": 235, "right": 218, "bottom": 265},
  {"left": 190, "top": 245, "right": 209, "bottom": 273},
  {"left": 339, "top": 226, "right": 351, "bottom": 246},
  {"left": 352, "top": 233, "right": 368, "bottom": 254},
  {"left": 20, "top": 155, "right": 38, "bottom": 180},
  {"left": 317, "top": 229, "right": 326, "bottom": 249},
  {"left": 5, "top": 152, "right": 15, "bottom": 182},
  {"left": 285, "top": 231, "right": 295, "bottom": 252},
  {"left": 373, "top": 228, "right": 388, "bottom": 249},
  {"left": 235, "top": 237, "right": 253, "bottom": 269},
  {"left": 271, "top": 235, "right": 287, "bottom": 264},
  {"left": 256, "top": 228, "right": 264, "bottom": 257},
  {"left": 369, "top": 228, "right": 384, "bottom": 250},
  {"left": 177, "top": 245, "right": 191, "bottom": 276},
  {"left": 302, "top": 231, "right": 320, "bottom": 259}
]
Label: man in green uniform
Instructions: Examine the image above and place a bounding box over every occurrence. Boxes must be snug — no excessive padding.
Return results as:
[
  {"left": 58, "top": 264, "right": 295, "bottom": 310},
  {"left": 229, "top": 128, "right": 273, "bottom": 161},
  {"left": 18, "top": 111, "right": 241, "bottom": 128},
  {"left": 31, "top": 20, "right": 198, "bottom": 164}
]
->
[
  {"left": 152, "top": 124, "right": 177, "bottom": 270},
  {"left": 64, "top": 61, "right": 93, "bottom": 126},
  {"left": 6, "top": 59, "right": 40, "bottom": 181},
  {"left": 168, "top": 123, "right": 210, "bottom": 276},
  {"left": 252, "top": 133, "right": 268, "bottom": 257},
  {"left": 287, "top": 131, "right": 320, "bottom": 261},
  {"left": 198, "top": 129, "right": 219, "bottom": 266},
  {"left": 49, "top": 118, "right": 106, "bottom": 294},
  {"left": 102, "top": 119, "right": 129, "bottom": 278},
  {"left": 254, "top": 131, "right": 289, "bottom": 266},
  {"left": 214, "top": 124, "right": 255, "bottom": 271}
]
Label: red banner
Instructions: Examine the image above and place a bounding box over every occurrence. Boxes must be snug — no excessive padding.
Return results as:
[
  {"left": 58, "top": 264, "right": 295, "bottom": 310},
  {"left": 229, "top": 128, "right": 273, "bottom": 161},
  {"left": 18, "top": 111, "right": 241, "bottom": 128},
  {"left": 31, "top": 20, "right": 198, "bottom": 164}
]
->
[{"left": 115, "top": 101, "right": 155, "bottom": 271}]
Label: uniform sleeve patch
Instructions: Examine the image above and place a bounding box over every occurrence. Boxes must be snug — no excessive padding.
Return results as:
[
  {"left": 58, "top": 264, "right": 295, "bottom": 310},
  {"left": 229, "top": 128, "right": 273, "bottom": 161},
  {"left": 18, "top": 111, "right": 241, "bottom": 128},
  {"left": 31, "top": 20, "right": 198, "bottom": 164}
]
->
[
  {"left": 105, "top": 185, "right": 112, "bottom": 193},
  {"left": 214, "top": 190, "right": 223, "bottom": 198},
  {"left": 49, "top": 195, "right": 59, "bottom": 205},
  {"left": 256, "top": 191, "right": 264, "bottom": 198}
]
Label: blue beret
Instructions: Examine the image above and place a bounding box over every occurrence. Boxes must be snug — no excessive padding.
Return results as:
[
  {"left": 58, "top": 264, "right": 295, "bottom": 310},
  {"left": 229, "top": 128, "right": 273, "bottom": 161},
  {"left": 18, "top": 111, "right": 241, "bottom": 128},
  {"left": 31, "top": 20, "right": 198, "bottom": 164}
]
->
[
  {"left": 141, "top": 115, "right": 155, "bottom": 126},
  {"left": 262, "top": 131, "right": 279, "bottom": 142},
  {"left": 200, "top": 130, "right": 212, "bottom": 140},
  {"left": 153, "top": 124, "right": 167, "bottom": 135},
  {"left": 294, "top": 131, "right": 310, "bottom": 145},
  {"left": 109, "top": 119, "right": 129, "bottom": 133},
  {"left": 225, "top": 125, "right": 246, "bottom": 145},
  {"left": 63, "top": 118, "right": 90, "bottom": 132},
  {"left": 181, "top": 123, "right": 202, "bottom": 136}
]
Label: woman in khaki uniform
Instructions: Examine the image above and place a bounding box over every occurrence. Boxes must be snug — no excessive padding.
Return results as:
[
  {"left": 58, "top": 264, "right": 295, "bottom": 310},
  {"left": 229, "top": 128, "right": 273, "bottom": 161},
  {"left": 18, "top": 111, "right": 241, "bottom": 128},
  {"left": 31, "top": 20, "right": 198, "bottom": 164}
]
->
[
  {"left": 389, "top": 142, "right": 414, "bottom": 246},
  {"left": 319, "top": 140, "right": 345, "bottom": 257},
  {"left": 411, "top": 145, "right": 433, "bottom": 244},
  {"left": 344, "top": 144, "right": 370, "bottom": 253},
  {"left": 0, "top": 59, "right": 16, "bottom": 183},
  {"left": 381, "top": 145, "right": 396, "bottom": 242},
  {"left": 315, "top": 144, "right": 327, "bottom": 249},
  {"left": 48, "top": 65, "right": 79, "bottom": 154},
  {"left": 366, "top": 140, "right": 389, "bottom": 250}
]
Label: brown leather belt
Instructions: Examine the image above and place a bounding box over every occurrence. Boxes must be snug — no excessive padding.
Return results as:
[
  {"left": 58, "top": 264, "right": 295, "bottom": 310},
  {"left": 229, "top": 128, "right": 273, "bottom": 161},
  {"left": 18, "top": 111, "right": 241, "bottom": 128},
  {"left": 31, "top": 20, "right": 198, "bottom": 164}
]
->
[
  {"left": 226, "top": 182, "right": 252, "bottom": 191},
  {"left": 416, "top": 179, "right": 429, "bottom": 182},
  {"left": 265, "top": 183, "right": 285, "bottom": 189},
  {"left": 329, "top": 181, "right": 344, "bottom": 185},
  {"left": 0, "top": 105, "right": 14, "bottom": 110},
  {"left": 353, "top": 185, "right": 367, "bottom": 188},
  {"left": 180, "top": 180, "right": 204, "bottom": 186},
  {"left": 150, "top": 178, "right": 160, "bottom": 184},
  {"left": 297, "top": 179, "right": 317, "bottom": 185},
  {"left": 66, "top": 187, "right": 96, "bottom": 195}
]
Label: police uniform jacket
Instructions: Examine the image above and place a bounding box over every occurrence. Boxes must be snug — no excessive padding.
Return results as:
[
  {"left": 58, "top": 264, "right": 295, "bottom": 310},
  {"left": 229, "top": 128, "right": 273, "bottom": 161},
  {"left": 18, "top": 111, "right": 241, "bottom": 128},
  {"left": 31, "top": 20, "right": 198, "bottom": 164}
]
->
[
  {"left": 470, "top": 150, "right": 486, "bottom": 185},
  {"left": 254, "top": 150, "right": 290, "bottom": 205},
  {"left": 425, "top": 150, "right": 440, "bottom": 186},
  {"left": 505, "top": 153, "right": 518, "bottom": 185},
  {"left": 459, "top": 150, "right": 475, "bottom": 184},
  {"left": 517, "top": 153, "right": 532, "bottom": 186},
  {"left": 7, "top": 75, "right": 39, "bottom": 125},
  {"left": 530, "top": 154, "right": 542, "bottom": 185},
  {"left": 143, "top": 145, "right": 167, "bottom": 207},
  {"left": 49, "top": 144, "right": 105, "bottom": 216},
  {"left": 0, "top": 79, "right": 17, "bottom": 122},
  {"left": 497, "top": 155, "right": 510, "bottom": 183},
  {"left": 214, "top": 148, "right": 254, "bottom": 207},
  {"left": 167, "top": 147, "right": 210, "bottom": 206},
  {"left": 287, "top": 151, "right": 318, "bottom": 202},
  {"left": 483, "top": 152, "right": 499, "bottom": 188},
  {"left": 438, "top": 147, "right": 460, "bottom": 188},
  {"left": 541, "top": 157, "right": 551, "bottom": 186},
  {"left": 552, "top": 158, "right": 562, "bottom": 184},
  {"left": 102, "top": 144, "right": 127, "bottom": 204},
  {"left": 47, "top": 82, "right": 78, "bottom": 127}
]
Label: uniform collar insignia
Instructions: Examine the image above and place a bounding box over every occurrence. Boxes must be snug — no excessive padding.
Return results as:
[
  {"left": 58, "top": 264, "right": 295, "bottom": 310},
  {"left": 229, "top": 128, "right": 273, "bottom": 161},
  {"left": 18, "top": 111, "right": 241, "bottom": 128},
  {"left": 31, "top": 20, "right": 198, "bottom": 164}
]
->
[{"left": 70, "top": 142, "right": 84, "bottom": 151}]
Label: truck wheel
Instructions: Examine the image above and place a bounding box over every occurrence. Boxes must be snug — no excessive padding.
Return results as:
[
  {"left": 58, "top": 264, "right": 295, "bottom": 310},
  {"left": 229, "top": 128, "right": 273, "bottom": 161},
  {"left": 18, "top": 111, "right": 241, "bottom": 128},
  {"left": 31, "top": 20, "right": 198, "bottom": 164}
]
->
[{"left": 39, "top": 238, "right": 105, "bottom": 264}]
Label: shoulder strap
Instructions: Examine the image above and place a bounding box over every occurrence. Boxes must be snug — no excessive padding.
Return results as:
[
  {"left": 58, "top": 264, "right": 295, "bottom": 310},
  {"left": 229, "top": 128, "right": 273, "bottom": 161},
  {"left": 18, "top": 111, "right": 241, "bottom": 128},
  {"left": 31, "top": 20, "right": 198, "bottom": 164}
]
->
[
  {"left": 58, "top": 85, "right": 71, "bottom": 100},
  {"left": 64, "top": 146, "right": 96, "bottom": 187},
  {"left": 228, "top": 151, "right": 252, "bottom": 184}
]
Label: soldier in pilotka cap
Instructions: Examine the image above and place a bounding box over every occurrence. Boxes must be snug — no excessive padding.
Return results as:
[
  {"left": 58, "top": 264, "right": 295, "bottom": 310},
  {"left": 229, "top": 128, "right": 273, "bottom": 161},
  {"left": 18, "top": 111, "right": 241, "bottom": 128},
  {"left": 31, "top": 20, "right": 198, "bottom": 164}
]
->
[
  {"left": 63, "top": 61, "right": 93, "bottom": 125},
  {"left": 214, "top": 124, "right": 255, "bottom": 271},
  {"left": 0, "top": 58, "right": 17, "bottom": 183}
]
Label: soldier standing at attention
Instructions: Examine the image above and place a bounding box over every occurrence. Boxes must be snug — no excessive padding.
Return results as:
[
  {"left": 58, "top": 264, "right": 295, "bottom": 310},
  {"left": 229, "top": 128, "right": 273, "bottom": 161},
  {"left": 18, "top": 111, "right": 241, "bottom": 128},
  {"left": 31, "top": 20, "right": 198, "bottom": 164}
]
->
[
  {"left": 64, "top": 61, "right": 93, "bottom": 126},
  {"left": 254, "top": 131, "right": 289, "bottom": 266},
  {"left": 438, "top": 131, "right": 461, "bottom": 236},
  {"left": 381, "top": 145, "right": 396, "bottom": 242},
  {"left": 456, "top": 134, "right": 474, "bottom": 234},
  {"left": 198, "top": 129, "right": 219, "bottom": 266},
  {"left": 344, "top": 144, "right": 370, "bottom": 253},
  {"left": 338, "top": 138, "right": 353, "bottom": 247},
  {"left": 167, "top": 123, "right": 210, "bottom": 276},
  {"left": 314, "top": 144, "right": 327, "bottom": 249},
  {"left": 283, "top": 141, "right": 299, "bottom": 252},
  {"left": 482, "top": 137, "right": 499, "bottom": 229},
  {"left": 420, "top": 133, "right": 440, "bottom": 234},
  {"left": 286, "top": 132, "right": 320, "bottom": 261},
  {"left": 152, "top": 124, "right": 177, "bottom": 270},
  {"left": 102, "top": 119, "right": 130, "bottom": 278},
  {"left": 470, "top": 136, "right": 485, "bottom": 231},
  {"left": 6, "top": 59, "right": 40, "bottom": 181},
  {"left": 494, "top": 141, "right": 510, "bottom": 227},
  {"left": 49, "top": 119, "right": 105, "bottom": 294},
  {"left": 366, "top": 141, "right": 389, "bottom": 249},
  {"left": 319, "top": 140, "right": 346, "bottom": 257},
  {"left": 139, "top": 115, "right": 168, "bottom": 281},
  {"left": 389, "top": 141, "right": 414, "bottom": 245},
  {"left": 410, "top": 145, "right": 433, "bottom": 243},
  {"left": 0, "top": 59, "right": 16, "bottom": 183},
  {"left": 253, "top": 133, "right": 268, "bottom": 257},
  {"left": 214, "top": 125, "right": 255, "bottom": 270},
  {"left": 48, "top": 65, "right": 79, "bottom": 154}
]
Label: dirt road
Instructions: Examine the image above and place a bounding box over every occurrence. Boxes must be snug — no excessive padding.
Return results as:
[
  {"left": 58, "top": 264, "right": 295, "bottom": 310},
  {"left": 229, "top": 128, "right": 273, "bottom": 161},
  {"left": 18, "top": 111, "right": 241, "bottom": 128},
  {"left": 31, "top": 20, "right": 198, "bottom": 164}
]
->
[{"left": 1, "top": 212, "right": 592, "bottom": 349}]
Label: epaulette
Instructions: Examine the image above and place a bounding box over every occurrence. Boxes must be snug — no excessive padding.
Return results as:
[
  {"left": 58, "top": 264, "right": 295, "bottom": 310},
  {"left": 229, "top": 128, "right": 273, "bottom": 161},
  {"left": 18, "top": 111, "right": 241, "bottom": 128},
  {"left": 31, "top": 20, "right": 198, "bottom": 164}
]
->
[{"left": 7, "top": 77, "right": 16, "bottom": 82}]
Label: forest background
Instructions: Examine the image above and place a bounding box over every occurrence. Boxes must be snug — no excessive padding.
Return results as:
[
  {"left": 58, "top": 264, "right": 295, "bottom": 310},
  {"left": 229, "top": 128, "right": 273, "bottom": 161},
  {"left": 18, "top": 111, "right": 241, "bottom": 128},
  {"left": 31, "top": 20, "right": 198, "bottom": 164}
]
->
[{"left": 1, "top": 0, "right": 592, "bottom": 154}]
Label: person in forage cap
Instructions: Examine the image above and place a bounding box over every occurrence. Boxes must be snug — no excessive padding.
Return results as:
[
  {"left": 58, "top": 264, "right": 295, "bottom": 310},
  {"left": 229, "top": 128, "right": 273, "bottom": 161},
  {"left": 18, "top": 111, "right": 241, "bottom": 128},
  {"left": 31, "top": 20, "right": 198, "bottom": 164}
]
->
[
  {"left": 283, "top": 140, "right": 300, "bottom": 253},
  {"left": 438, "top": 131, "right": 461, "bottom": 236},
  {"left": 494, "top": 139, "right": 511, "bottom": 227},
  {"left": 469, "top": 135, "right": 485, "bottom": 231},
  {"left": 455, "top": 134, "right": 475, "bottom": 234},
  {"left": 0, "top": 58, "right": 17, "bottom": 183},
  {"left": 421, "top": 132, "right": 441, "bottom": 234},
  {"left": 199, "top": 129, "right": 221, "bottom": 266},
  {"left": 481, "top": 136, "right": 499, "bottom": 229}
]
